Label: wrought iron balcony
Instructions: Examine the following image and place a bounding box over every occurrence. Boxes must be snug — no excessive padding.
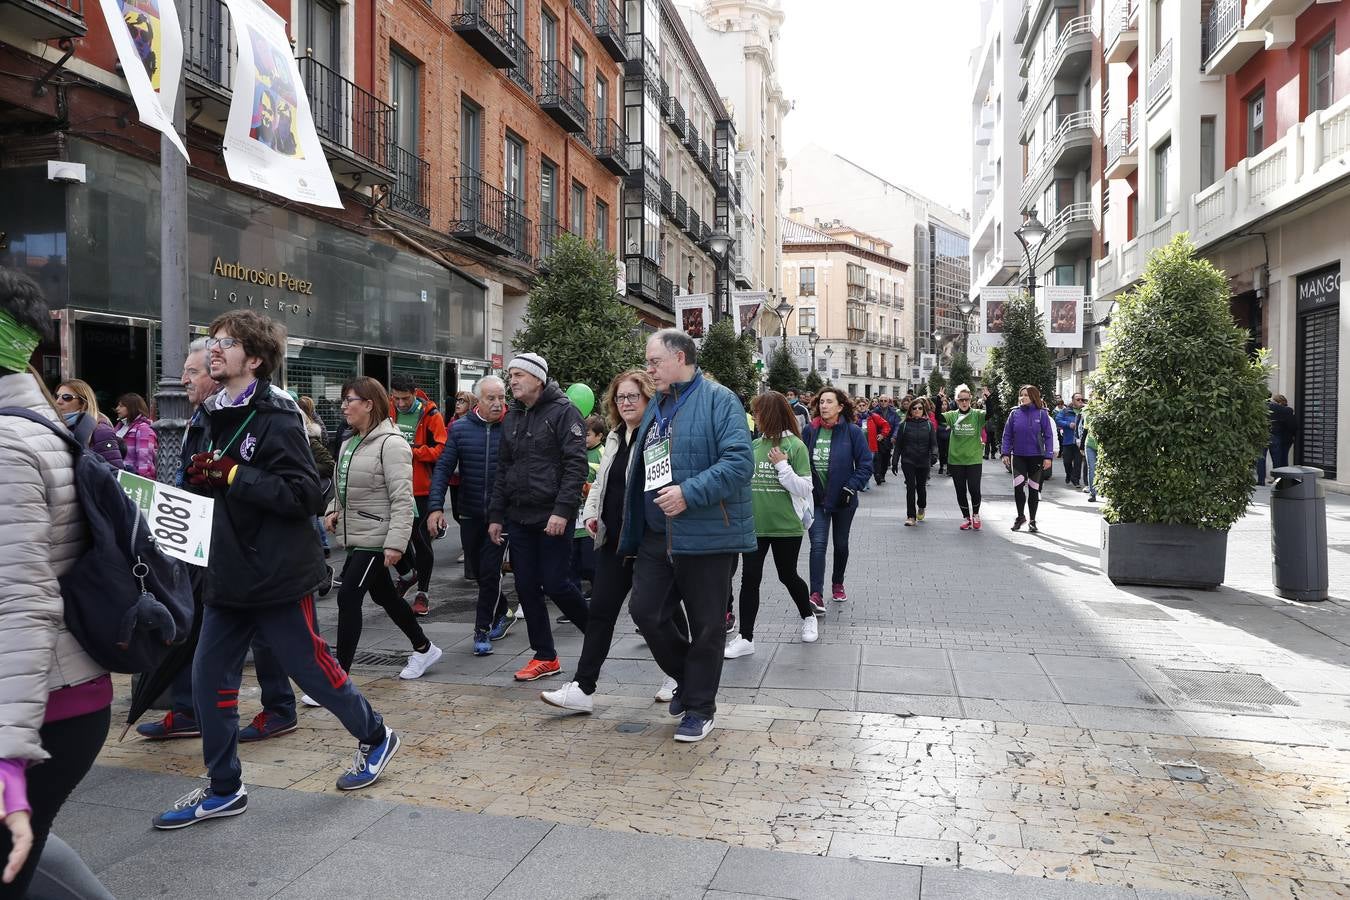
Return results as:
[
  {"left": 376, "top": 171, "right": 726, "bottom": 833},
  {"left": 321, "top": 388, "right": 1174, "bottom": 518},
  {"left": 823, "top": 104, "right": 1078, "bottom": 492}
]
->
[
  {"left": 594, "top": 0, "right": 626, "bottom": 62},
  {"left": 668, "top": 98, "right": 687, "bottom": 137},
  {"left": 687, "top": 208, "right": 701, "bottom": 239},
  {"left": 449, "top": 171, "right": 518, "bottom": 255},
  {"left": 506, "top": 38, "right": 533, "bottom": 95},
  {"left": 1202, "top": 0, "right": 1242, "bottom": 65},
  {"left": 657, "top": 275, "right": 675, "bottom": 311},
  {"left": 451, "top": 0, "right": 519, "bottom": 70},
  {"left": 297, "top": 54, "right": 396, "bottom": 183},
  {"left": 538, "top": 218, "right": 574, "bottom": 262},
  {"left": 659, "top": 77, "right": 671, "bottom": 117},
  {"left": 571, "top": 0, "right": 590, "bottom": 24},
  {"left": 389, "top": 145, "right": 431, "bottom": 223},
  {"left": 1147, "top": 40, "right": 1172, "bottom": 110},
  {"left": 539, "top": 59, "right": 588, "bottom": 134},
  {"left": 594, "top": 118, "right": 629, "bottom": 175},
  {"left": 673, "top": 192, "right": 688, "bottom": 226},
  {"left": 0, "top": 0, "right": 85, "bottom": 40},
  {"left": 660, "top": 177, "right": 673, "bottom": 214},
  {"left": 625, "top": 255, "right": 660, "bottom": 303},
  {"left": 699, "top": 222, "right": 712, "bottom": 245},
  {"left": 682, "top": 125, "right": 698, "bottom": 152},
  {"left": 866, "top": 289, "right": 879, "bottom": 304},
  {"left": 183, "top": 0, "right": 234, "bottom": 129}
]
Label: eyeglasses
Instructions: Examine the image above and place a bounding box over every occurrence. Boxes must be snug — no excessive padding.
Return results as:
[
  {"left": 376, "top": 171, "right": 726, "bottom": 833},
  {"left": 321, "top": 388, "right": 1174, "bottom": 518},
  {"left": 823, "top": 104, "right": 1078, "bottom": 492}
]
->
[
  {"left": 205, "top": 337, "right": 240, "bottom": 351},
  {"left": 615, "top": 393, "right": 642, "bottom": 405},
  {"left": 55, "top": 393, "right": 78, "bottom": 403},
  {"left": 957, "top": 397, "right": 971, "bottom": 403},
  {"left": 340, "top": 396, "right": 368, "bottom": 406}
]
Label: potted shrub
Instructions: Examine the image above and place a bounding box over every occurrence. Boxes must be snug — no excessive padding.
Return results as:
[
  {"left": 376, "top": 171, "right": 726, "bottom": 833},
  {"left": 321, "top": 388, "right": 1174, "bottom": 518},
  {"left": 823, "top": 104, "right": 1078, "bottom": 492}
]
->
[{"left": 1091, "top": 235, "right": 1269, "bottom": 588}]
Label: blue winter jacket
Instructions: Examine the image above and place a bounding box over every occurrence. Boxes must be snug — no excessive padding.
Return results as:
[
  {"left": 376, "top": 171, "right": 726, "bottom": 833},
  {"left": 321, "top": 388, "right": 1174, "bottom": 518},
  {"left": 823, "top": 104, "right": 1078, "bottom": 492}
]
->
[
  {"left": 427, "top": 409, "right": 504, "bottom": 521},
  {"left": 803, "top": 419, "right": 874, "bottom": 512},
  {"left": 1054, "top": 406, "right": 1082, "bottom": 444},
  {"left": 1001, "top": 404, "right": 1056, "bottom": 459},
  {"left": 617, "top": 368, "right": 756, "bottom": 556}
]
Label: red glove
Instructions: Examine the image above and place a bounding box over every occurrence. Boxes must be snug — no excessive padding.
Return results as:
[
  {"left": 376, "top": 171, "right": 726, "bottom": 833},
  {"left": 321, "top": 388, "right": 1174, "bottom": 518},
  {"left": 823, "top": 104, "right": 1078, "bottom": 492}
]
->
[{"left": 187, "top": 452, "right": 237, "bottom": 488}]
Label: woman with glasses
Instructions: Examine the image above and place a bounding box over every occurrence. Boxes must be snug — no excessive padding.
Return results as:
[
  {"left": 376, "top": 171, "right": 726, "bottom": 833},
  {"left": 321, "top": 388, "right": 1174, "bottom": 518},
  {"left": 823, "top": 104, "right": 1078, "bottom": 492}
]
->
[
  {"left": 941, "top": 385, "right": 986, "bottom": 531},
  {"left": 51, "top": 379, "right": 124, "bottom": 469},
  {"left": 541, "top": 370, "right": 668, "bottom": 714},
  {"left": 1000, "top": 384, "right": 1055, "bottom": 533},
  {"left": 895, "top": 397, "right": 937, "bottom": 526},
  {"left": 804, "top": 388, "right": 872, "bottom": 609},
  {"left": 325, "top": 377, "right": 442, "bottom": 680}
]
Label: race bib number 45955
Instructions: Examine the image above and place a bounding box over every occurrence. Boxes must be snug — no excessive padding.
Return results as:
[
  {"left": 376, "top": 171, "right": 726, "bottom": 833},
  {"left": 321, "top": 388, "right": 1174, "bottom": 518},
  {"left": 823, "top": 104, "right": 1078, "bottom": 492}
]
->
[{"left": 644, "top": 439, "right": 673, "bottom": 492}]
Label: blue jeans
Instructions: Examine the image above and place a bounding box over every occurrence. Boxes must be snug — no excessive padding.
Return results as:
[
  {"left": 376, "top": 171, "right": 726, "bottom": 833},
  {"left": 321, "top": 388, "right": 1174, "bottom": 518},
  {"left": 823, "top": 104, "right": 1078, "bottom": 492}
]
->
[
  {"left": 506, "top": 522, "right": 590, "bottom": 661},
  {"left": 1085, "top": 445, "right": 1098, "bottom": 499},
  {"left": 808, "top": 503, "right": 857, "bottom": 596},
  {"left": 1256, "top": 438, "right": 1291, "bottom": 484}
]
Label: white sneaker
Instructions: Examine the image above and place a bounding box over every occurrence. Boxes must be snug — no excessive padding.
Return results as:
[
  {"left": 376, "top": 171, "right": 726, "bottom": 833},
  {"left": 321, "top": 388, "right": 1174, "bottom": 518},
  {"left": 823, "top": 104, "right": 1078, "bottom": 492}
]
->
[
  {"left": 540, "top": 681, "right": 593, "bottom": 714},
  {"left": 456, "top": 551, "right": 465, "bottom": 563},
  {"left": 398, "top": 643, "right": 443, "bottom": 680},
  {"left": 724, "top": 636, "right": 755, "bottom": 659},
  {"left": 300, "top": 694, "right": 321, "bottom": 708},
  {"left": 801, "top": 616, "right": 819, "bottom": 643},
  {"left": 655, "top": 676, "right": 678, "bottom": 703}
]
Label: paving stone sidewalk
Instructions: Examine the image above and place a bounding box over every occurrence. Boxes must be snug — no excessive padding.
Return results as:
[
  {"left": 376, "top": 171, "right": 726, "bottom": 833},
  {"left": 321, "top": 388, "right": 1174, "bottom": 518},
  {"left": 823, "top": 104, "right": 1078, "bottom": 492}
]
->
[{"left": 76, "top": 460, "right": 1350, "bottom": 898}]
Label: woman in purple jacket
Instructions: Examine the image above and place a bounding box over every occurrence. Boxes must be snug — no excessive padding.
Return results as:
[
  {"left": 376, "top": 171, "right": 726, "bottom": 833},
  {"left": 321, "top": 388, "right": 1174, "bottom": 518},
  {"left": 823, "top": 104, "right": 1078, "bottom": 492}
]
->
[
  {"left": 52, "top": 379, "right": 125, "bottom": 469},
  {"left": 1000, "top": 384, "right": 1055, "bottom": 533}
]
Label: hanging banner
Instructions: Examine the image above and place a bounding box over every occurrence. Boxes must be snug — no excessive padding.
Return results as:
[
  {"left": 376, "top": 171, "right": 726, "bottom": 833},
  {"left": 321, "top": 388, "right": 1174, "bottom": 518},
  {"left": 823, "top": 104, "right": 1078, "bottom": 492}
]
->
[
  {"left": 1043, "top": 285, "right": 1084, "bottom": 348},
  {"left": 920, "top": 353, "right": 937, "bottom": 377},
  {"left": 733, "top": 291, "right": 768, "bottom": 337},
  {"left": 762, "top": 335, "right": 812, "bottom": 373},
  {"left": 221, "top": 0, "right": 342, "bottom": 208},
  {"left": 98, "top": 0, "right": 187, "bottom": 159},
  {"left": 676, "top": 294, "right": 712, "bottom": 341},
  {"left": 979, "top": 286, "right": 1016, "bottom": 348}
]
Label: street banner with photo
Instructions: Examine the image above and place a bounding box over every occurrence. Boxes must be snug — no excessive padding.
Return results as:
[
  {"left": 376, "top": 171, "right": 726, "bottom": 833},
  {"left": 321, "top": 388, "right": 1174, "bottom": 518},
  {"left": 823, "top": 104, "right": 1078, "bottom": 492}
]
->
[
  {"left": 762, "top": 335, "right": 812, "bottom": 373},
  {"left": 920, "top": 353, "right": 937, "bottom": 377},
  {"left": 98, "top": 0, "right": 187, "bottom": 159},
  {"left": 979, "top": 286, "right": 1016, "bottom": 348},
  {"left": 733, "top": 291, "right": 769, "bottom": 337},
  {"left": 676, "top": 294, "right": 712, "bottom": 341},
  {"left": 1043, "top": 285, "right": 1084, "bottom": 348},
  {"left": 221, "top": 0, "right": 342, "bottom": 208},
  {"left": 117, "top": 471, "right": 214, "bottom": 566}
]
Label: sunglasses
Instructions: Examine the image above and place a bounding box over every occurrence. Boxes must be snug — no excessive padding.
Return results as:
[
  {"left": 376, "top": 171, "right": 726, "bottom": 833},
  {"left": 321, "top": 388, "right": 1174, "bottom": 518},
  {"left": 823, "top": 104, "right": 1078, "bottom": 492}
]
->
[{"left": 55, "top": 393, "right": 79, "bottom": 403}]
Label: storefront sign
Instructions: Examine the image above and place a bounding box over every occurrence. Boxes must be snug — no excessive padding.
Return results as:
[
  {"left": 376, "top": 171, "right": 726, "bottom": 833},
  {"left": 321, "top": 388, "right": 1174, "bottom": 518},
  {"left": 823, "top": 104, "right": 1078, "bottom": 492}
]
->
[
  {"left": 97, "top": 0, "right": 187, "bottom": 159},
  {"left": 221, "top": 0, "right": 341, "bottom": 208},
  {"left": 1297, "top": 264, "right": 1340, "bottom": 314},
  {"left": 212, "top": 257, "right": 314, "bottom": 295},
  {"left": 1043, "top": 285, "right": 1084, "bottom": 349},
  {"left": 117, "top": 471, "right": 214, "bottom": 566}
]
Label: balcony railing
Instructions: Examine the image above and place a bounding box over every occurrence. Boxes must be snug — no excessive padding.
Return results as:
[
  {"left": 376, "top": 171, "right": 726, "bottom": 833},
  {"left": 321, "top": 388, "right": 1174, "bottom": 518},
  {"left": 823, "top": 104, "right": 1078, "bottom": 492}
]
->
[
  {"left": 674, "top": 192, "right": 688, "bottom": 226},
  {"left": 1104, "top": 0, "right": 1134, "bottom": 52},
  {"left": 1147, "top": 40, "right": 1172, "bottom": 110},
  {"left": 449, "top": 171, "right": 518, "bottom": 255},
  {"left": 866, "top": 289, "right": 878, "bottom": 304},
  {"left": 668, "top": 98, "right": 687, "bottom": 137},
  {"left": 687, "top": 208, "right": 701, "bottom": 238},
  {"left": 1020, "top": 14, "right": 1093, "bottom": 136},
  {"left": 538, "top": 219, "right": 574, "bottom": 262},
  {"left": 506, "top": 38, "right": 533, "bottom": 95},
  {"left": 700, "top": 222, "right": 712, "bottom": 245},
  {"left": 660, "top": 177, "right": 673, "bottom": 213},
  {"left": 626, "top": 255, "right": 659, "bottom": 300},
  {"left": 539, "top": 59, "right": 588, "bottom": 134},
  {"left": 594, "top": 117, "right": 629, "bottom": 175},
  {"left": 184, "top": 0, "right": 233, "bottom": 93},
  {"left": 1202, "top": 0, "right": 1242, "bottom": 65},
  {"left": 1105, "top": 119, "right": 1128, "bottom": 170},
  {"left": 571, "top": 0, "right": 590, "bottom": 24},
  {"left": 594, "top": 0, "right": 626, "bottom": 62},
  {"left": 450, "top": 0, "right": 519, "bottom": 70},
  {"left": 657, "top": 275, "right": 675, "bottom": 311},
  {"left": 659, "top": 78, "right": 672, "bottom": 117},
  {"left": 297, "top": 54, "right": 395, "bottom": 177},
  {"left": 389, "top": 145, "right": 431, "bottom": 223}
]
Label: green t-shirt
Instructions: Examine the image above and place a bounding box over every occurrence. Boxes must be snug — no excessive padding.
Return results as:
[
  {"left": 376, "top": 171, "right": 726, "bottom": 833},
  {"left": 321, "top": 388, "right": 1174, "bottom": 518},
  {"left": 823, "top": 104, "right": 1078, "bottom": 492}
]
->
[
  {"left": 395, "top": 400, "right": 422, "bottom": 444},
  {"left": 338, "top": 434, "right": 382, "bottom": 552},
  {"left": 1083, "top": 410, "right": 1098, "bottom": 451},
  {"left": 811, "top": 426, "right": 833, "bottom": 482},
  {"left": 751, "top": 435, "right": 810, "bottom": 537},
  {"left": 574, "top": 444, "right": 603, "bottom": 538},
  {"left": 942, "top": 408, "right": 987, "bottom": 466}
]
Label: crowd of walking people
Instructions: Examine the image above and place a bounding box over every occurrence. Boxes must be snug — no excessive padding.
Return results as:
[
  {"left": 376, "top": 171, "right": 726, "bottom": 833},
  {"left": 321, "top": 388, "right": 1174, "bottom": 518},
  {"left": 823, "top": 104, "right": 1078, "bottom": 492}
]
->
[{"left": 8, "top": 260, "right": 1298, "bottom": 898}]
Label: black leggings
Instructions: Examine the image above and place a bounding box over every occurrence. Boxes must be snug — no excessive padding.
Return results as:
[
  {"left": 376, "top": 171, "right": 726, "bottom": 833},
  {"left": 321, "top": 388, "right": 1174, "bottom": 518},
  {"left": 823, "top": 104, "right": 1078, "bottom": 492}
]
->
[
  {"left": 574, "top": 544, "right": 634, "bottom": 695},
  {"left": 395, "top": 496, "right": 435, "bottom": 592},
  {"left": 1011, "top": 455, "right": 1044, "bottom": 521},
  {"left": 949, "top": 463, "right": 982, "bottom": 517},
  {"left": 738, "top": 536, "right": 813, "bottom": 641},
  {"left": 901, "top": 463, "right": 928, "bottom": 519},
  {"left": 336, "top": 549, "right": 430, "bottom": 671},
  {"left": 0, "top": 705, "right": 110, "bottom": 900}
]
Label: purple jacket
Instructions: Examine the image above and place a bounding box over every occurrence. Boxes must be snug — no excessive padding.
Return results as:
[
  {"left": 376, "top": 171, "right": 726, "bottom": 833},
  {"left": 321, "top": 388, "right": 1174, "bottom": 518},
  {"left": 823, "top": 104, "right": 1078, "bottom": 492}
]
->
[
  {"left": 1001, "top": 404, "right": 1055, "bottom": 459},
  {"left": 91, "top": 418, "right": 126, "bottom": 469},
  {"left": 120, "top": 414, "right": 158, "bottom": 479}
]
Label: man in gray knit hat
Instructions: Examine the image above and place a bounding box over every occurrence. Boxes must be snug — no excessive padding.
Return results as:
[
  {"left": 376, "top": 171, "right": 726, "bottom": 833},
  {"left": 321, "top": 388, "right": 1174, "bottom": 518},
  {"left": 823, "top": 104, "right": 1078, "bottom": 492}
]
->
[{"left": 488, "top": 352, "right": 591, "bottom": 681}]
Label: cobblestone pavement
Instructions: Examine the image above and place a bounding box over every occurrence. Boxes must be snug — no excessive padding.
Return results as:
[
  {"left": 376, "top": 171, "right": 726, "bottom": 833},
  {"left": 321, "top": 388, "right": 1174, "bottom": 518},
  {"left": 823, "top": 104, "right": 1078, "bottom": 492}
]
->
[{"left": 78, "top": 461, "right": 1350, "bottom": 898}]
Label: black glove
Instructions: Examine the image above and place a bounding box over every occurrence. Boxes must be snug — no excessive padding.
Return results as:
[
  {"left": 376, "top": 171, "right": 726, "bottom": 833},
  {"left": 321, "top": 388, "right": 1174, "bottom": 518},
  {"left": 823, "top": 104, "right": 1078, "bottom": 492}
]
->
[{"left": 841, "top": 487, "right": 857, "bottom": 506}]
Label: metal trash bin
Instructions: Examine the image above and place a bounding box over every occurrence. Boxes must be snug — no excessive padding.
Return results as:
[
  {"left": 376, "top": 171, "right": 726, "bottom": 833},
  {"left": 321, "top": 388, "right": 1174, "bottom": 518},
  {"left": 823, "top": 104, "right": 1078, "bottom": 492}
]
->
[{"left": 1270, "top": 466, "right": 1328, "bottom": 601}]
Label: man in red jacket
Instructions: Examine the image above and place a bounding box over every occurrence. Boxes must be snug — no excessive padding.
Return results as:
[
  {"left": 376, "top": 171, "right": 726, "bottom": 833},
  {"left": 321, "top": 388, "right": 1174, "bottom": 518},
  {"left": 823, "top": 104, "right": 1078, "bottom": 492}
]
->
[{"left": 389, "top": 374, "right": 448, "bottom": 616}]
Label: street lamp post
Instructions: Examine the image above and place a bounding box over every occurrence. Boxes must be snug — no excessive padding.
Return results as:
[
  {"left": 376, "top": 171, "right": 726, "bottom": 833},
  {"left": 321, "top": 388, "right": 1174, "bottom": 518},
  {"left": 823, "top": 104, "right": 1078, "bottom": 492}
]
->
[
  {"left": 823, "top": 345, "right": 834, "bottom": 383},
  {"left": 807, "top": 327, "right": 820, "bottom": 376},
  {"left": 1014, "top": 209, "right": 1048, "bottom": 297},
  {"left": 706, "top": 228, "right": 732, "bottom": 322},
  {"left": 957, "top": 296, "right": 976, "bottom": 358}
]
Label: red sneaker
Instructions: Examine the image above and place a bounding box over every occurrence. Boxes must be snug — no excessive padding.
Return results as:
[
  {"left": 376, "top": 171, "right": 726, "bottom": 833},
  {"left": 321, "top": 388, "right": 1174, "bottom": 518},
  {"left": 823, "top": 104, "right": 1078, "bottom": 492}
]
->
[
  {"left": 809, "top": 593, "right": 826, "bottom": 615},
  {"left": 960, "top": 518, "right": 973, "bottom": 531},
  {"left": 411, "top": 592, "right": 430, "bottom": 616},
  {"left": 514, "top": 658, "right": 562, "bottom": 681},
  {"left": 972, "top": 515, "right": 982, "bottom": 530},
  {"left": 831, "top": 583, "right": 847, "bottom": 602}
]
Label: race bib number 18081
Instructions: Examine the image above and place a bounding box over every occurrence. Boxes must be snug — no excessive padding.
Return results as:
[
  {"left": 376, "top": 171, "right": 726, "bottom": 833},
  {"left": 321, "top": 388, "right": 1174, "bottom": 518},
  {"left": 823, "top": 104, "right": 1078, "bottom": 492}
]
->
[{"left": 118, "top": 471, "right": 215, "bottom": 567}]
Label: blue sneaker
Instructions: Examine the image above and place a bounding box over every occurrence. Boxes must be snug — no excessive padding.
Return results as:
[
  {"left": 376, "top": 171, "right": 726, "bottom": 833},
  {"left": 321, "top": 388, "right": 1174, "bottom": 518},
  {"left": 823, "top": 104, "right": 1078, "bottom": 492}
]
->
[
  {"left": 336, "top": 727, "right": 400, "bottom": 791},
  {"left": 667, "top": 691, "right": 685, "bottom": 719},
  {"left": 152, "top": 785, "right": 247, "bottom": 830},
  {"left": 473, "top": 630, "right": 493, "bottom": 656},
  {"left": 136, "top": 711, "right": 200, "bottom": 740},
  {"left": 238, "top": 710, "right": 298, "bottom": 743},
  {"left": 487, "top": 614, "right": 513, "bottom": 641},
  {"left": 673, "top": 713, "right": 714, "bottom": 743}
]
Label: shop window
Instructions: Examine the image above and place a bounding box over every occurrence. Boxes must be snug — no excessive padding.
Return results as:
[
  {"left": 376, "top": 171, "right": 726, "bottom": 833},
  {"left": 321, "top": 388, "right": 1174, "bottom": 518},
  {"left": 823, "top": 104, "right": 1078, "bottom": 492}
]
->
[{"left": 1310, "top": 32, "right": 1335, "bottom": 114}]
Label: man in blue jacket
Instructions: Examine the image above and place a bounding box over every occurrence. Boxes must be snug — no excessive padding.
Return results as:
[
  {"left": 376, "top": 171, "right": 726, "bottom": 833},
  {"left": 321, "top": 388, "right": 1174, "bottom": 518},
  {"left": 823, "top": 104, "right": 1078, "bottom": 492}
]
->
[
  {"left": 1055, "top": 393, "right": 1085, "bottom": 488},
  {"left": 426, "top": 375, "right": 510, "bottom": 656},
  {"left": 619, "top": 329, "right": 754, "bottom": 743}
]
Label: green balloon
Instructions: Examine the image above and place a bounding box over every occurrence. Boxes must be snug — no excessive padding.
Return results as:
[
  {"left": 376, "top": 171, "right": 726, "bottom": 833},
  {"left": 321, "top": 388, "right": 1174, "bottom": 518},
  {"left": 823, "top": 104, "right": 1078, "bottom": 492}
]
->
[{"left": 566, "top": 382, "right": 595, "bottom": 417}]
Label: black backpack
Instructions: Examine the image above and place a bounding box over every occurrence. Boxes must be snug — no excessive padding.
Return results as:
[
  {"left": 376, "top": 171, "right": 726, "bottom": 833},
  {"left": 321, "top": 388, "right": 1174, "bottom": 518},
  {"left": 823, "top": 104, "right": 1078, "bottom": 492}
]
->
[{"left": 0, "top": 407, "right": 194, "bottom": 673}]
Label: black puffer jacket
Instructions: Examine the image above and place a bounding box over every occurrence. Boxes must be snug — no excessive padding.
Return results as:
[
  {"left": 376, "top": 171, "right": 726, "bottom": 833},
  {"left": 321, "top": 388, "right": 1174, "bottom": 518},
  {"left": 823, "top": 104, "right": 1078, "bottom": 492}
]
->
[
  {"left": 489, "top": 380, "right": 587, "bottom": 528},
  {"left": 200, "top": 380, "right": 327, "bottom": 608},
  {"left": 895, "top": 417, "right": 937, "bottom": 469}
]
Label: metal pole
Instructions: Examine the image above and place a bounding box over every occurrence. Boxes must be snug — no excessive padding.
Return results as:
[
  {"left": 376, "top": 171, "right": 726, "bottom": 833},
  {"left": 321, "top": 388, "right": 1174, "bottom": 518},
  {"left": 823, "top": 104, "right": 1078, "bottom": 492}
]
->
[{"left": 153, "top": 14, "right": 191, "bottom": 483}]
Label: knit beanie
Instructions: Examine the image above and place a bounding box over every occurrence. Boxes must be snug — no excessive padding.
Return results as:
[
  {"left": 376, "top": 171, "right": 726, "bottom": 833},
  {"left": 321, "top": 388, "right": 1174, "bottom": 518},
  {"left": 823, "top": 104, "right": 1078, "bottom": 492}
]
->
[{"left": 508, "top": 352, "right": 548, "bottom": 384}]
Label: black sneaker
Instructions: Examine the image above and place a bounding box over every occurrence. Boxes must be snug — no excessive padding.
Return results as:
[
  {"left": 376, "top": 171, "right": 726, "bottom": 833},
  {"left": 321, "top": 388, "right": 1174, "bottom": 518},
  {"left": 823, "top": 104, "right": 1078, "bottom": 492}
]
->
[
  {"left": 1028, "top": 521, "right": 1039, "bottom": 534},
  {"left": 1012, "top": 516, "right": 1026, "bottom": 532},
  {"left": 394, "top": 575, "right": 417, "bottom": 599}
]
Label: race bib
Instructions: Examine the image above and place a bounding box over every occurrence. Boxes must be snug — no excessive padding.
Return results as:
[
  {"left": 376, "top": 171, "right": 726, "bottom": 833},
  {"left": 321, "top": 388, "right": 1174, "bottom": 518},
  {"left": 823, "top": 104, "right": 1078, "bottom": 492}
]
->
[{"left": 644, "top": 439, "right": 673, "bottom": 492}]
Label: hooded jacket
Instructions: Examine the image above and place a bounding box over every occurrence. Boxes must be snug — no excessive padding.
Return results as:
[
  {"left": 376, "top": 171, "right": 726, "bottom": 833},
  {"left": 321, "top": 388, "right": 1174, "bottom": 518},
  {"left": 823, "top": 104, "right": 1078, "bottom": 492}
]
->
[
  {"left": 489, "top": 380, "right": 588, "bottom": 528},
  {"left": 330, "top": 418, "right": 414, "bottom": 552},
  {"left": 199, "top": 378, "right": 327, "bottom": 608},
  {"left": 1001, "top": 403, "right": 1056, "bottom": 459},
  {"left": 428, "top": 407, "right": 506, "bottom": 521},
  {"left": 388, "top": 389, "right": 447, "bottom": 496}
]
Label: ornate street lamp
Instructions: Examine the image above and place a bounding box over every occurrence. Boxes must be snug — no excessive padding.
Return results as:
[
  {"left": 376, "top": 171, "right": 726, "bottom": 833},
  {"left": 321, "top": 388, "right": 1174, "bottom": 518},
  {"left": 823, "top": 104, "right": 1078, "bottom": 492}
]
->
[{"left": 1014, "top": 209, "right": 1048, "bottom": 296}]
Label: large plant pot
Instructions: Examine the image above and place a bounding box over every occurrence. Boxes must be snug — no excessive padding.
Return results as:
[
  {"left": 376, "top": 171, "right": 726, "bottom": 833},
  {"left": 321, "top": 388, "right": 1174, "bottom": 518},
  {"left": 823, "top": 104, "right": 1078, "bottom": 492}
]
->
[{"left": 1101, "top": 521, "right": 1228, "bottom": 589}]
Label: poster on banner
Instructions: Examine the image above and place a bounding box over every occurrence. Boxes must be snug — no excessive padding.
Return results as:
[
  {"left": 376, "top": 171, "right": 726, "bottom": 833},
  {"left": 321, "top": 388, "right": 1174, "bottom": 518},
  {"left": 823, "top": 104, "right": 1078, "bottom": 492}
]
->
[
  {"left": 762, "top": 335, "right": 812, "bottom": 372},
  {"left": 676, "top": 294, "right": 712, "bottom": 340},
  {"left": 117, "top": 471, "right": 214, "bottom": 566},
  {"left": 1043, "top": 285, "right": 1084, "bottom": 348},
  {"left": 97, "top": 0, "right": 187, "bottom": 159},
  {"left": 733, "top": 292, "right": 769, "bottom": 336},
  {"left": 221, "top": 0, "right": 342, "bottom": 208},
  {"left": 980, "top": 286, "right": 1017, "bottom": 348},
  {"left": 920, "top": 353, "right": 937, "bottom": 377}
]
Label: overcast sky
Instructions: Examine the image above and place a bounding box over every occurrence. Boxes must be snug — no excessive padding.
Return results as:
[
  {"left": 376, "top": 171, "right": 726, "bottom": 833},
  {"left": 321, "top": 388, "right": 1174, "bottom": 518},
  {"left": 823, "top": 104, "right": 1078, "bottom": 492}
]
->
[{"left": 778, "top": 0, "right": 979, "bottom": 215}]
